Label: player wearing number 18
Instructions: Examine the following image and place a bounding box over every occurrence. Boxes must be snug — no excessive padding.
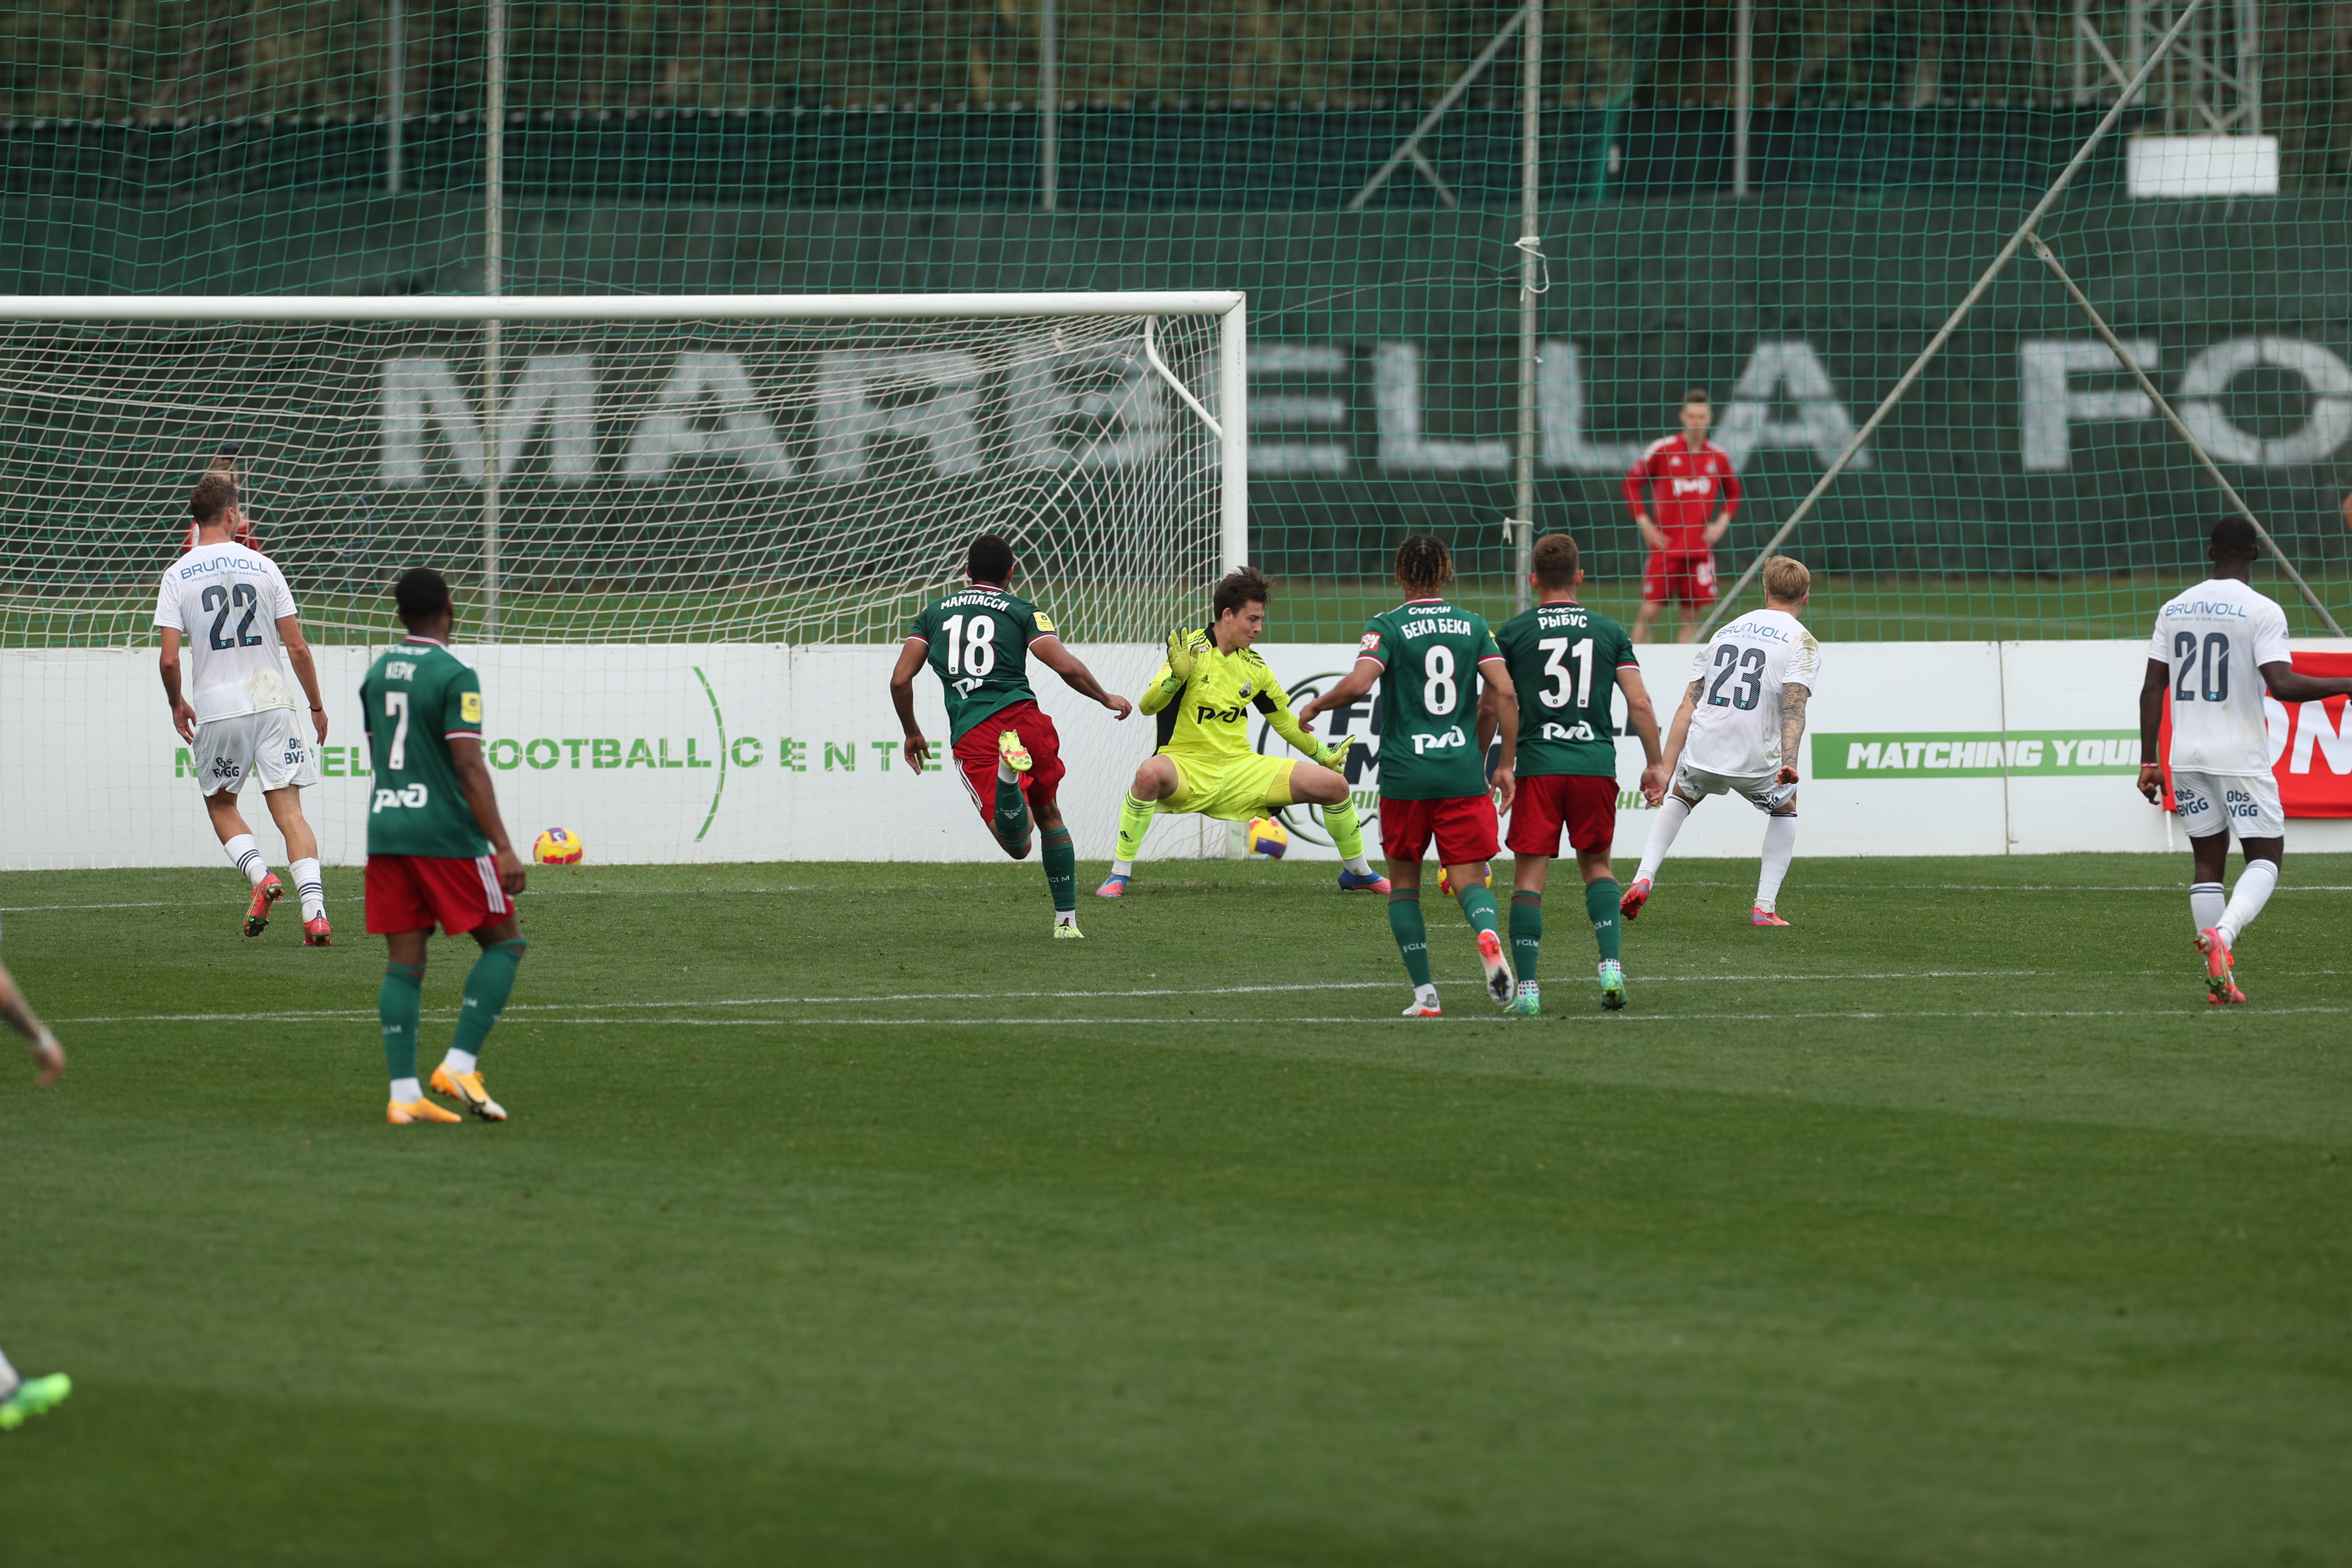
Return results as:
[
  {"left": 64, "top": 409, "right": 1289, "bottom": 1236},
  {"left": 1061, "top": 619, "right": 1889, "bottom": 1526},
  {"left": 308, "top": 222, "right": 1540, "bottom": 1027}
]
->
[
  {"left": 1483, "top": 534, "right": 1667, "bottom": 1014},
  {"left": 890, "top": 533, "right": 1133, "bottom": 937},
  {"left": 1299, "top": 536, "right": 1520, "bottom": 1018},
  {"left": 360, "top": 568, "right": 529, "bottom": 1125}
]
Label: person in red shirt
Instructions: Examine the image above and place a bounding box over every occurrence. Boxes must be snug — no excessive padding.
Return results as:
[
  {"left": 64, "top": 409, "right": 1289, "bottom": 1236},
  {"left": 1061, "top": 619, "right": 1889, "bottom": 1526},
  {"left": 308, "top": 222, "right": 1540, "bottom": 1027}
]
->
[
  {"left": 181, "top": 449, "right": 258, "bottom": 553},
  {"left": 1624, "top": 390, "right": 1741, "bottom": 643}
]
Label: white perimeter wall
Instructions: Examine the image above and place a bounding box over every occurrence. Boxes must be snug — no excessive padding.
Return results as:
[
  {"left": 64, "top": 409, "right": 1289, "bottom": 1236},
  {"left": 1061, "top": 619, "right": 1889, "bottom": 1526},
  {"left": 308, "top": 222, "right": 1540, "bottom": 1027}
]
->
[{"left": 6, "top": 640, "right": 2349, "bottom": 868}]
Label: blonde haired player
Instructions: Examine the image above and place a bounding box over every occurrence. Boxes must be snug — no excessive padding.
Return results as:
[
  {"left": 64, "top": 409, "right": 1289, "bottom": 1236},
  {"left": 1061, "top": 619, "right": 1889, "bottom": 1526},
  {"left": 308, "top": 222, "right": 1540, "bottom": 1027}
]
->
[
  {"left": 1098, "top": 567, "right": 1387, "bottom": 897},
  {"left": 1622, "top": 555, "right": 1819, "bottom": 926},
  {"left": 156, "top": 472, "right": 332, "bottom": 942},
  {"left": 2137, "top": 518, "right": 2352, "bottom": 1004}
]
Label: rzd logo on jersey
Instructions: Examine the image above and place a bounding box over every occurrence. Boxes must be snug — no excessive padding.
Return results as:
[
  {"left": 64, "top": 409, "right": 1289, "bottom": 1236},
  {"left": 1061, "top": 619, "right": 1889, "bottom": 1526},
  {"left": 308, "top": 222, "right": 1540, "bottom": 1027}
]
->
[
  {"left": 1671, "top": 477, "right": 1714, "bottom": 497},
  {"left": 1412, "top": 724, "right": 1468, "bottom": 755},
  {"left": 1196, "top": 703, "right": 1247, "bottom": 724},
  {"left": 371, "top": 782, "right": 431, "bottom": 813},
  {"left": 1540, "top": 720, "right": 1597, "bottom": 742}
]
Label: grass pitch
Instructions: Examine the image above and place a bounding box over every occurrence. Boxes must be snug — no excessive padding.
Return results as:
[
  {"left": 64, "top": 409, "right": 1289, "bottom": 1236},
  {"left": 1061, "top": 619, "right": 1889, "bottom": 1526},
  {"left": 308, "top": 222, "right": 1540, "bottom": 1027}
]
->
[{"left": 0, "top": 854, "right": 2346, "bottom": 1565}]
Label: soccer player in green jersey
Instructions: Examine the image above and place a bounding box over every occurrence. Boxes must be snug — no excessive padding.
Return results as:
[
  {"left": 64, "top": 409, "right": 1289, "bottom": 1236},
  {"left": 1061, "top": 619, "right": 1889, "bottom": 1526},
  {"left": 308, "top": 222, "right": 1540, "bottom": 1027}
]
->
[
  {"left": 1097, "top": 566, "right": 1387, "bottom": 897},
  {"left": 891, "top": 533, "right": 1133, "bottom": 937},
  {"left": 360, "top": 568, "right": 529, "bottom": 1125},
  {"left": 1483, "top": 533, "right": 1667, "bottom": 1014},
  {"left": 1298, "top": 536, "right": 1520, "bottom": 1017}
]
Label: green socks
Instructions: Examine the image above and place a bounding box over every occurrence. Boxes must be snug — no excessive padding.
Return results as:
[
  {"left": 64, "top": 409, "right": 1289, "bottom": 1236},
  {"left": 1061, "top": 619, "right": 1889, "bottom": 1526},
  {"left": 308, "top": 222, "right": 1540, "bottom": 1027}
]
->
[
  {"left": 1041, "top": 827, "right": 1076, "bottom": 913},
  {"left": 1454, "top": 881, "right": 1501, "bottom": 941},
  {"left": 994, "top": 771, "right": 1033, "bottom": 857},
  {"left": 450, "top": 939, "right": 527, "bottom": 1062},
  {"left": 1510, "top": 890, "right": 1543, "bottom": 982},
  {"left": 380, "top": 962, "right": 424, "bottom": 1084},
  {"left": 1115, "top": 792, "right": 1157, "bottom": 863},
  {"left": 1324, "top": 790, "right": 1367, "bottom": 863},
  {"left": 1585, "top": 879, "right": 1621, "bottom": 963},
  {"left": 1387, "top": 890, "right": 1433, "bottom": 986}
]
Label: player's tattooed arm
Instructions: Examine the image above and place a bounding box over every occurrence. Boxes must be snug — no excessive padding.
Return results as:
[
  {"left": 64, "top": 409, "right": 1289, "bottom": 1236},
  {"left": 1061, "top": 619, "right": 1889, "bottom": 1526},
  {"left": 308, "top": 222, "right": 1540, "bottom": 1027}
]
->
[{"left": 1776, "top": 683, "right": 1811, "bottom": 784}]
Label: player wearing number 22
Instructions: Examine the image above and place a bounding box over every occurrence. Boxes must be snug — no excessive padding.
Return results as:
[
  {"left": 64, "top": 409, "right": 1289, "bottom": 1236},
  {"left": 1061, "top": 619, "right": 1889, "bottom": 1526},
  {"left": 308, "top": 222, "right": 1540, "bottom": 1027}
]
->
[
  {"left": 891, "top": 533, "right": 1132, "bottom": 938},
  {"left": 1483, "top": 533, "right": 1667, "bottom": 1015},
  {"left": 2136, "top": 517, "right": 2352, "bottom": 1005},
  {"left": 360, "top": 567, "right": 529, "bottom": 1125},
  {"left": 1299, "top": 536, "right": 1522, "bottom": 1018}
]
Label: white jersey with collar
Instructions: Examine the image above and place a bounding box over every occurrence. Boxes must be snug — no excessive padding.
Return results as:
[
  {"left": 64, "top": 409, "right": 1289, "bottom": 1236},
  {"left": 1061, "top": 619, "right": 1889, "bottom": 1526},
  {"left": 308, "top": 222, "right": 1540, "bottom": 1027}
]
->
[
  {"left": 154, "top": 542, "right": 301, "bottom": 724},
  {"left": 2149, "top": 577, "right": 2291, "bottom": 775},
  {"left": 1681, "top": 608, "right": 1822, "bottom": 777}
]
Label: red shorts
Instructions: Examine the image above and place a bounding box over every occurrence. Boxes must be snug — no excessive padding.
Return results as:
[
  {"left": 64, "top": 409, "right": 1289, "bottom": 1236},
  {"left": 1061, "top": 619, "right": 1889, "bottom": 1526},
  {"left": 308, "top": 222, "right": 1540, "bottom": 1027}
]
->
[
  {"left": 1506, "top": 773, "right": 1619, "bottom": 858},
  {"left": 1643, "top": 552, "right": 1718, "bottom": 606},
  {"left": 951, "top": 700, "right": 1066, "bottom": 820},
  {"left": 1381, "top": 794, "right": 1500, "bottom": 868},
  {"left": 366, "top": 852, "right": 513, "bottom": 936}
]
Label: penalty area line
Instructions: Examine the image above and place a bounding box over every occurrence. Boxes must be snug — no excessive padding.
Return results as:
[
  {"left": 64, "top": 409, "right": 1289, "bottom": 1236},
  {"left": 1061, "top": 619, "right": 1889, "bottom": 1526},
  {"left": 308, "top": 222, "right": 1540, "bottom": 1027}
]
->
[{"left": 529, "top": 1004, "right": 2352, "bottom": 1027}]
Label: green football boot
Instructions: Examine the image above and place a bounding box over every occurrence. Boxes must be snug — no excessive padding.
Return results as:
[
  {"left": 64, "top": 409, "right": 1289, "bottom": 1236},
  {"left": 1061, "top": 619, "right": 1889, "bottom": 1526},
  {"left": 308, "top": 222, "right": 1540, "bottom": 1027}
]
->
[
  {"left": 1504, "top": 980, "right": 1542, "bottom": 1017},
  {"left": 0, "top": 1373, "right": 71, "bottom": 1430},
  {"left": 1597, "top": 961, "right": 1627, "bottom": 1011}
]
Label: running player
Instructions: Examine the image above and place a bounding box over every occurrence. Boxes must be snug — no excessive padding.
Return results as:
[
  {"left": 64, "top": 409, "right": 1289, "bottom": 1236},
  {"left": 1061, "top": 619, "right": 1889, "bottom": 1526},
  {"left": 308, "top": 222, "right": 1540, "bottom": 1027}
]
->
[
  {"left": 362, "top": 567, "right": 529, "bottom": 1124},
  {"left": 1298, "top": 536, "right": 1519, "bottom": 1017},
  {"left": 0, "top": 931, "right": 72, "bottom": 1430},
  {"left": 156, "top": 472, "right": 332, "bottom": 943},
  {"left": 891, "top": 533, "right": 1132, "bottom": 937},
  {"left": 1484, "top": 533, "right": 1667, "bottom": 1014},
  {"left": 1625, "top": 389, "right": 1741, "bottom": 644},
  {"left": 2137, "top": 518, "right": 2352, "bottom": 1004},
  {"left": 1100, "top": 566, "right": 1386, "bottom": 897},
  {"left": 1622, "top": 555, "right": 1818, "bottom": 926}
]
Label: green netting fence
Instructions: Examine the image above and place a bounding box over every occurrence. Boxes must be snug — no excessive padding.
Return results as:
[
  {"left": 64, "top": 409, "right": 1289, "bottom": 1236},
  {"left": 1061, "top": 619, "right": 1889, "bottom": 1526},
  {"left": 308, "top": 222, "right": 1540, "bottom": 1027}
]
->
[{"left": 6, "top": 1, "right": 2351, "bottom": 644}]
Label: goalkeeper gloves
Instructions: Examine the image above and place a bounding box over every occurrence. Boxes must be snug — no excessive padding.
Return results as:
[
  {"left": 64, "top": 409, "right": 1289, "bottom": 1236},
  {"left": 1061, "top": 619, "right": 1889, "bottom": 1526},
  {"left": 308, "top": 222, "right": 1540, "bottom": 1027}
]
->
[
  {"left": 1164, "top": 626, "right": 1210, "bottom": 684},
  {"left": 1316, "top": 734, "right": 1355, "bottom": 772}
]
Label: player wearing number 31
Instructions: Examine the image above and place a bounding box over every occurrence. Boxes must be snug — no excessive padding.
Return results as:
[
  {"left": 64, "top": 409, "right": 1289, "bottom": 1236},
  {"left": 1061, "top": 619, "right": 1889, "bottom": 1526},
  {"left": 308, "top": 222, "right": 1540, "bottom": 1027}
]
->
[
  {"left": 154, "top": 472, "right": 332, "bottom": 944},
  {"left": 1622, "top": 556, "right": 1820, "bottom": 928},
  {"left": 2137, "top": 517, "right": 2352, "bottom": 1005},
  {"left": 891, "top": 533, "right": 1133, "bottom": 938},
  {"left": 1298, "top": 536, "right": 1521, "bottom": 1019}
]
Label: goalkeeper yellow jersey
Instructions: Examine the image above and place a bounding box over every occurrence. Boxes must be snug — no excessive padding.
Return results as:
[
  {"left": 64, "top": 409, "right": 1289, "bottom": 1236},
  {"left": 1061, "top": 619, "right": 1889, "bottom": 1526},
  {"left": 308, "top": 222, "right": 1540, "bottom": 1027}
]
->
[{"left": 1142, "top": 631, "right": 1318, "bottom": 762}]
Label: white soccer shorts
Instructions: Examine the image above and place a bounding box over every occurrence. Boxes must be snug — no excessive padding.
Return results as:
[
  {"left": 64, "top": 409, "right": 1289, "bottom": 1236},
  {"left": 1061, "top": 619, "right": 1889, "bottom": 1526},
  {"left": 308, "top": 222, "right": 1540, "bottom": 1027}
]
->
[
  {"left": 1671, "top": 760, "right": 1798, "bottom": 814},
  {"left": 2171, "top": 768, "right": 2284, "bottom": 841},
  {"left": 190, "top": 707, "right": 321, "bottom": 796}
]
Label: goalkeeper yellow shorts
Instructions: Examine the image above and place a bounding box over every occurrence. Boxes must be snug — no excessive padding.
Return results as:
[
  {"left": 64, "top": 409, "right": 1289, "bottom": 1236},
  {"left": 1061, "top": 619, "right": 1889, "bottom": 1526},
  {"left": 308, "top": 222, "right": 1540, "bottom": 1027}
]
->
[{"left": 1160, "top": 752, "right": 1297, "bottom": 821}]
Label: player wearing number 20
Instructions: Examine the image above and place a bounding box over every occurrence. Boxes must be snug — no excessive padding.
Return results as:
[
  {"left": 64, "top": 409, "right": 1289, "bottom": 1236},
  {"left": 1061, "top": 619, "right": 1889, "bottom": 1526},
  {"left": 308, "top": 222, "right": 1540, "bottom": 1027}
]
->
[
  {"left": 891, "top": 533, "right": 1132, "bottom": 938},
  {"left": 1299, "top": 536, "right": 1520, "bottom": 1018},
  {"left": 2136, "top": 517, "right": 2352, "bottom": 1005},
  {"left": 1484, "top": 533, "right": 1667, "bottom": 1015}
]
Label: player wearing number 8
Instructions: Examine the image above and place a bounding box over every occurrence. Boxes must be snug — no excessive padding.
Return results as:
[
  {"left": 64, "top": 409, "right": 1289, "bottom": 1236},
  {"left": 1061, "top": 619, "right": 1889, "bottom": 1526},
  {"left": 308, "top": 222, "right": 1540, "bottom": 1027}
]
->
[
  {"left": 890, "top": 533, "right": 1132, "bottom": 937},
  {"left": 1299, "top": 535, "right": 1520, "bottom": 1018}
]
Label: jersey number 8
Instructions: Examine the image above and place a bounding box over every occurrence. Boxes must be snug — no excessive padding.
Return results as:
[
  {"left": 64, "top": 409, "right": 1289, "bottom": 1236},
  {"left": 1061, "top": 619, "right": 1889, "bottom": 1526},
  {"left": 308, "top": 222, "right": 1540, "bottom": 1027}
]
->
[
  {"left": 940, "top": 614, "right": 997, "bottom": 678},
  {"left": 1422, "top": 644, "right": 1458, "bottom": 714}
]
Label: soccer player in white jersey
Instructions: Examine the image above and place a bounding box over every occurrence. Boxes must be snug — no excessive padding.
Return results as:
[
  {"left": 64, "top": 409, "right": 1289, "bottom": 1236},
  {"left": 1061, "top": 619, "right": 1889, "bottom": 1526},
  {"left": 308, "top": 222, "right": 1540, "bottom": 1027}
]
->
[
  {"left": 155, "top": 473, "right": 332, "bottom": 942},
  {"left": 2137, "top": 518, "right": 2352, "bottom": 1004},
  {"left": 1621, "top": 555, "right": 1819, "bottom": 926}
]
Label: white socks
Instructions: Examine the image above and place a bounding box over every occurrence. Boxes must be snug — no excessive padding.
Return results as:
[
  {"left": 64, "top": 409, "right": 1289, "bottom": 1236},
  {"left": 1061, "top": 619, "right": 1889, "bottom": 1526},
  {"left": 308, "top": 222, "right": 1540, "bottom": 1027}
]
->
[
  {"left": 1635, "top": 796, "right": 1691, "bottom": 885},
  {"left": 1756, "top": 815, "right": 1798, "bottom": 913},
  {"left": 2219, "top": 859, "right": 2280, "bottom": 944},
  {"left": 0, "top": 1344, "right": 18, "bottom": 1400},
  {"left": 1111, "top": 859, "right": 1136, "bottom": 878},
  {"left": 2190, "top": 881, "right": 2226, "bottom": 935},
  {"left": 291, "top": 857, "right": 324, "bottom": 921},
  {"left": 1054, "top": 910, "right": 1078, "bottom": 928},
  {"left": 441, "top": 1048, "right": 478, "bottom": 1076},
  {"left": 1344, "top": 855, "right": 1374, "bottom": 876},
  {"left": 390, "top": 1075, "right": 423, "bottom": 1103},
  {"left": 997, "top": 756, "right": 1020, "bottom": 785},
  {"left": 1412, "top": 983, "right": 1441, "bottom": 1012},
  {"left": 223, "top": 833, "right": 268, "bottom": 888}
]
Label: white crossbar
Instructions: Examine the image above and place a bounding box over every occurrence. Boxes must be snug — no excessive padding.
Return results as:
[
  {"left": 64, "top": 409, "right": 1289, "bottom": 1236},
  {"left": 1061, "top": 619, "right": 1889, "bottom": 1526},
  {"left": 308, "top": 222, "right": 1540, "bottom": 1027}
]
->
[{"left": 0, "top": 292, "right": 1244, "bottom": 322}]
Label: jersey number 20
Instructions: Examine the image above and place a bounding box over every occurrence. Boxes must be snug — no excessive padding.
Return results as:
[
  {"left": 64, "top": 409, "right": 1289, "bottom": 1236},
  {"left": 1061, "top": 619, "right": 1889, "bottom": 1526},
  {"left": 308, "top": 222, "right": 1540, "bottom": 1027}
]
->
[
  {"left": 940, "top": 614, "right": 998, "bottom": 678},
  {"left": 2172, "top": 631, "right": 2229, "bottom": 702}
]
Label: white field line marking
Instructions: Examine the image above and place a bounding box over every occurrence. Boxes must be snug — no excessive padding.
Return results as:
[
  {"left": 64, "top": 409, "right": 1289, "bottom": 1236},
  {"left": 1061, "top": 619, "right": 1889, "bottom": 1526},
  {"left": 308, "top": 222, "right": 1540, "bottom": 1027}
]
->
[
  {"left": 50, "top": 971, "right": 2048, "bottom": 1024},
  {"left": 529, "top": 1006, "right": 2352, "bottom": 1027}
]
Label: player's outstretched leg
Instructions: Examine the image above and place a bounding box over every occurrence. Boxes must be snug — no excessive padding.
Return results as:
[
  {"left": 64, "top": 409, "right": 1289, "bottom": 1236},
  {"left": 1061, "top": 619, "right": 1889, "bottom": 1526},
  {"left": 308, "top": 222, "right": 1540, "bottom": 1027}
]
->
[
  {"left": 1752, "top": 812, "right": 1797, "bottom": 926},
  {"left": 992, "top": 730, "right": 1035, "bottom": 859},
  {"left": 208, "top": 790, "right": 285, "bottom": 937},
  {"left": 1624, "top": 794, "right": 1692, "bottom": 919},
  {"left": 1450, "top": 868, "right": 1513, "bottom": 1008},
  {"left": 1102, "top": 757, "right": 1175, "bottom": 897},
  {"left": 0, "top": 1347, "right": 70, "bottom": 1431},
  {"left": 1389, "top": 890, "right": 1440, "bottom": 1016},
  {"left": 1032, "top": 793, "right": 1082, "bottom": 938},
  {"left": 1301, "top": 746, "right": 1388, "bottom": 893},
  {"left": 1506, "top": 888, "right": 1543, "bottom": 1016},
  {"left": 265, "top": 784, "right": 330, "bottom": 945},
  {"left": 381, "top": 952, "right": 458, "bottom": 1124},
  {"left": 431, "top": 920, "right": 525, "bottom": 1119}
]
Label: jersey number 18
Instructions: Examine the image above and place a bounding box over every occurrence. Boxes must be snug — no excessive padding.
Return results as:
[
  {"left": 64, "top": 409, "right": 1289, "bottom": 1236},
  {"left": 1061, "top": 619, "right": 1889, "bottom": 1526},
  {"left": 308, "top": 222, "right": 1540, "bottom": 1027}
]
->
[{"left": 940, "top": 614, "right": 998, "bottom": 677}]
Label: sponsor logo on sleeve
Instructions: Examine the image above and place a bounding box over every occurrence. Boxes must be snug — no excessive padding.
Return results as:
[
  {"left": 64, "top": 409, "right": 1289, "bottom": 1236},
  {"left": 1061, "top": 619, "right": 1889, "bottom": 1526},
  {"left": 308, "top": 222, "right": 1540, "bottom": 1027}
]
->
[{"left": 461, "top": 691, "right": 484, "bottom": 724}]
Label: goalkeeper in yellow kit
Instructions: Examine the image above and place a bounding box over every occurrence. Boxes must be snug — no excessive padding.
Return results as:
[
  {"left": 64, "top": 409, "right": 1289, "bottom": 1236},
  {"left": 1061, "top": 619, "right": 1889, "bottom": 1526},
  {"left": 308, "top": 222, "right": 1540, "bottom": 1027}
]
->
[{"left": 1097, "top": 566, "right": 1391, "bottom": 896}]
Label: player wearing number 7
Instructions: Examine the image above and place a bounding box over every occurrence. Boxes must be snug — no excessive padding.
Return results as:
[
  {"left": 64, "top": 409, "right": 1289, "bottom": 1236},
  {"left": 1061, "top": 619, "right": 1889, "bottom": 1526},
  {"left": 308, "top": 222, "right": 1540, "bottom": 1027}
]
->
[
  {"left": 1298, "top": 536, "right": 1520, "bottom": 1018},
  {"left": 891, "top": 533, "right": 1133, "bottom": 937}
]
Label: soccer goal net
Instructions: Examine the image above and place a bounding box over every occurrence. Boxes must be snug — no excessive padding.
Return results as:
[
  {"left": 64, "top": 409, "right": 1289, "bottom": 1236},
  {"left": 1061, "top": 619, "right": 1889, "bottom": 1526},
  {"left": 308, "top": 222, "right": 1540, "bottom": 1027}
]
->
[{"left": 0, "top": 293, "right": 1245, "bottom": 868}]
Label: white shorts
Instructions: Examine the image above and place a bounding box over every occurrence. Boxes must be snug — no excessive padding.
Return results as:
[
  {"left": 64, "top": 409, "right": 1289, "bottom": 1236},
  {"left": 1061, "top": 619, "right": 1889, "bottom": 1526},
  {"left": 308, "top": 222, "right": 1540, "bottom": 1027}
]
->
[
  {"left": 190, "top": 708, "right": 320, "bottom": 796},
  {"left": 2172, "top": 769, "right": 2284, "bottom": 840},
  {"left": 1672, "top": 760, "right": 1798, "bottom": 814}
]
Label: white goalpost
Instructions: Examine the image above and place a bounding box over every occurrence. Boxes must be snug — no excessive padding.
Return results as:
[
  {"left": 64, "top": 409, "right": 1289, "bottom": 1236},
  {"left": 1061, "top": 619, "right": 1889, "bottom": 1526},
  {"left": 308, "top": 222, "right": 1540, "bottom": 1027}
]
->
[{"left": 0, "top": 292, "right": 1248, "bottom": 869}]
